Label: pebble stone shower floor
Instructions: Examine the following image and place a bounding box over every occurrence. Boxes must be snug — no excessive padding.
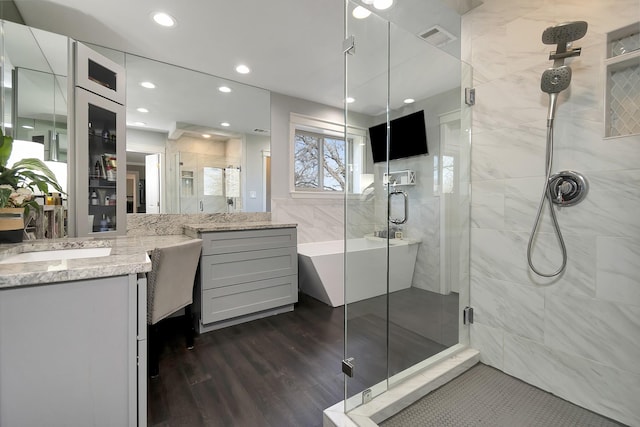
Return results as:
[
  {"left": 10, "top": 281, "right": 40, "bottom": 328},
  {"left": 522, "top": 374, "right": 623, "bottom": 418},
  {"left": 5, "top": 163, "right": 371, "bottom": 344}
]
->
[{"left": 380, "top": 363, "right": 626, "bottom": 427}]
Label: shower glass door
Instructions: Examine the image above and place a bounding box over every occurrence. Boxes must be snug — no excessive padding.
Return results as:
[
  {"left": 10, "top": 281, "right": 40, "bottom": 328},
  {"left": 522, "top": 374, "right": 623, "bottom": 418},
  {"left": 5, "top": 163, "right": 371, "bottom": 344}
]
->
[
  {"left": 343, "top": 0, "right": 472, "bottom": 415},
  {"left": 344, "top": 7, "right": 390, "bottom": 411}
]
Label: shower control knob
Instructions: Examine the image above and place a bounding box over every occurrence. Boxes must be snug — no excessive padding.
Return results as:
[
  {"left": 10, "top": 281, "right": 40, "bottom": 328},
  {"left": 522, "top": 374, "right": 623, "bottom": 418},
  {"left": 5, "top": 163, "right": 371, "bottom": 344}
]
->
[{"left": 548, "top": 170, "right": 588, "bottom": 206}]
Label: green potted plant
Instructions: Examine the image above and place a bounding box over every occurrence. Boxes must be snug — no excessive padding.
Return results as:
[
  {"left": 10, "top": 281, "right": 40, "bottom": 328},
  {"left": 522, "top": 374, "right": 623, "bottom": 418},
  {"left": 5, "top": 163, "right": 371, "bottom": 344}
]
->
[{"left": 0, "top": 128, "right": 64, "bottom": 243}]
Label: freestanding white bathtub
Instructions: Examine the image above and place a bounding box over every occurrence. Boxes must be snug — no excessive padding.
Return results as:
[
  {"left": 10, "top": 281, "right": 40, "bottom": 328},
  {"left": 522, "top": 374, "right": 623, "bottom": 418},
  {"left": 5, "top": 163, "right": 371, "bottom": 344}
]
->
[{"left": 297, "top": 236, "right": 420, "bottom": 307}]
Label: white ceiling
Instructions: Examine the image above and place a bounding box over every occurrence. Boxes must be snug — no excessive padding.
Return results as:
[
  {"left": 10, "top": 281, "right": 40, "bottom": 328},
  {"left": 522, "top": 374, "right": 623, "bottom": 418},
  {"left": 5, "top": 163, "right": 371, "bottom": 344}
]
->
[{"left": 13, "top": 0, "right": 473, "bottom": 120}]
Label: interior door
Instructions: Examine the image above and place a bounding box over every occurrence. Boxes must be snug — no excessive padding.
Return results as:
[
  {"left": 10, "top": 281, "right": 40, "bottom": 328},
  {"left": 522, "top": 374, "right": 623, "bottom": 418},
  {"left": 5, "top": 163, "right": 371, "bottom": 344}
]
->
[{"left": 145, "top": 153, "right": 161, "bottom": 213}]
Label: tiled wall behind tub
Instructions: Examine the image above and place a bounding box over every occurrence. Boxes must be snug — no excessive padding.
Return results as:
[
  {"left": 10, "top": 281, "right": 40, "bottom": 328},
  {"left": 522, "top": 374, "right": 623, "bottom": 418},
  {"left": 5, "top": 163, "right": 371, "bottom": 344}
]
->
[
  {"left": 464, "top": 0, "right": 640, "bottom": 425},
  {"left": 272, "top": 197, "right": 377, "bottom": 244}
]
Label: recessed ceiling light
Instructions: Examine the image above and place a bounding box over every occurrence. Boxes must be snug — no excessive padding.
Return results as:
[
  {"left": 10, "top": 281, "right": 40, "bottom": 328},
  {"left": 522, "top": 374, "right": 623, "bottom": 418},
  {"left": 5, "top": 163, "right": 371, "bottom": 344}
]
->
[
  {"left": 140, "top": 81, "right": 156, "bottom": 89},
  {"left": 235, "top": 64, "right": 250, "bottom": 74},
  {"left": 22, "top": 125, "right": 34, "bottom": 129},
  {"left": 352, "top": 6, "right": 371, "bottom": 19},
  {"left": 346, "top": 97, "right": 356, "bottom": 104},
  {"left": 218, "top": 86, "right": 232, "bottom": 93},
  {"left": 220, "top": 122, "right": 230, "bottom": 127},
  {"left": 373, "top": 0, "right": 393, "bottom": 10},
  {"left": 152, "top": 12, "right": 176, "bottom": 27},
  {"left": 134, "top": 122, "right": 146, "bottom": 127},
  {"left": 202, "top": 134, "right": 211, "bottom": 138},
  {"left": 403, "top": 98, "right": 415, "bottom": 104},
  {"left": 136, "top": 107, "right": 149, "bottom": 113}
]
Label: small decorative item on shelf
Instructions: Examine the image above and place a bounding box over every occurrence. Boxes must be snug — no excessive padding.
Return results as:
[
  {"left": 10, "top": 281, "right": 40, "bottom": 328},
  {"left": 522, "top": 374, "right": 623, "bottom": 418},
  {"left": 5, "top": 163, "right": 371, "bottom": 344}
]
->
[
  {"left": 0, "top": 128, "right": 64, "bottom": 243},
  {"left": 90, "top": 191, "right": 99, "bottom": 205},
  {"left": 101, "top": 128, "right": 110, "bottom": 141},
  {"left": 103, "top": 153, "right": 117, "bottom": 181}
]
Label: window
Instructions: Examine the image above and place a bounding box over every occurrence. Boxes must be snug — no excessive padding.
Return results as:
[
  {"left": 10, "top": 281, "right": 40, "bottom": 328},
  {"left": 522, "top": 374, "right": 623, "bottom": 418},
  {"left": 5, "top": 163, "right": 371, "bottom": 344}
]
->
[
  {"left": 290, "top": 114, "right": 366, "bottom": 196},
  {"left": 294, "top": 130, "right": 346, "bottom": 191}
]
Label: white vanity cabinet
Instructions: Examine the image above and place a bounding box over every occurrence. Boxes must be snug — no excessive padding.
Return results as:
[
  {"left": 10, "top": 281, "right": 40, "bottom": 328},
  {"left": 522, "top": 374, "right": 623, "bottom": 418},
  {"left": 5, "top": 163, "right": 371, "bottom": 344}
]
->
[
  {"left": 0, "top": 274, "right": 146, "bottom": 427},
  {"left": 196, "top": 226, "right": 298, "bottom": 332}
]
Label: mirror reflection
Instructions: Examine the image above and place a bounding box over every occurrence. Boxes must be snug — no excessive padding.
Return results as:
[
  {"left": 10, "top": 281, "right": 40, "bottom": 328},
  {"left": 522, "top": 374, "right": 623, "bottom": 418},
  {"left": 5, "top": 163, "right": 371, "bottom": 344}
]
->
[
  {"left": 2, "top": 20, "right": 271, "bottom": 218},
  {"left": 86, "top": 43, "right": 271, "bottom": 214},
  {"left": 2, "top": 20, "right": 68, "bottom": 191}
]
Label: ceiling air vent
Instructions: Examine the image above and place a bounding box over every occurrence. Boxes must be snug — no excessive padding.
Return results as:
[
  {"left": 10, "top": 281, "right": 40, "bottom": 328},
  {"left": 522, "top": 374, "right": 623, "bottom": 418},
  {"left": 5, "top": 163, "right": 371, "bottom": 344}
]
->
[
  {"left": 253, "top": 128, "right": 270, "bottom": 134},
  {"left": 419, "top": 25, "right": 457, "bottom": 47}
]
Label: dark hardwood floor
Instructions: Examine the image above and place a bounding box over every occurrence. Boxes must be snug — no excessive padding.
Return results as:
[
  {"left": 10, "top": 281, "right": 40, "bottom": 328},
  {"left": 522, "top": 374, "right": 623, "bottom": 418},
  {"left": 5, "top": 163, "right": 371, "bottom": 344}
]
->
[{"left": 147, "top": 289, "right": 458, "bottom": 427}]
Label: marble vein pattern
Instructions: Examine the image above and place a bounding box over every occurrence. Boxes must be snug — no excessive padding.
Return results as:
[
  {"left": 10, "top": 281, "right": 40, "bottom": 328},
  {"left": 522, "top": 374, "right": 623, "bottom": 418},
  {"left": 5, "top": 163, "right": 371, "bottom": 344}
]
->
[
  {"left": 472, "top": 275, "right": 545, "bottom": 341},
  {"left": 127, "top": 212, "right": 271, "bottom": 236},
  {"left": 596, "top": 236, "right": 640, "bottom": 305},
  {"left": 182, "top": 221, "right": 297, "bottom": 234},
  {"left": 471, "top": 180, "right": 505, "bottom": 230},
  {"left": 470, "top": 323, "right": 504, "bottom": 370},
  {"left": 544, "top": 295, "right": 640, "bottom": 373},
  {"left": 272, "top": 198, "right": 344, "bottom": 244},
  {"left": 0, "top": 235, "right": 197, "bottom": 289}
]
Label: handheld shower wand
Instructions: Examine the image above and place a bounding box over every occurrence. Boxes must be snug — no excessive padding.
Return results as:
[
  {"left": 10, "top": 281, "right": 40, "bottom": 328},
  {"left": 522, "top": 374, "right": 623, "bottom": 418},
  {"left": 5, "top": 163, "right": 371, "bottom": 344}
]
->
[
  {"left": 527, "top": 21, "right": 588, "bottom": 278},
  {"left": 540, "top": 66, "right": 572, "bottom": 124}
]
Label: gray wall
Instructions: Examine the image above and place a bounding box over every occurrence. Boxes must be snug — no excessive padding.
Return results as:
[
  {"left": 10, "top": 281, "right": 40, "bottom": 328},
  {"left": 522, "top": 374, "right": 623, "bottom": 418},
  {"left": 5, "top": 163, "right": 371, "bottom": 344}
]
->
[{"left": 244, "top": 133, "right": 270, "bottom": 212}]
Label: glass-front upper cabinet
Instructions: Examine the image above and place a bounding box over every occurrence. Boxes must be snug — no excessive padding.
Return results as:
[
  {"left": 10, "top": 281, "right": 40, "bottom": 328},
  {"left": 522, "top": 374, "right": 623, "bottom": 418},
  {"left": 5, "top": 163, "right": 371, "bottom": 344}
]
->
[{"left": 73, "top": 42, "right": 126, "bottom": 236}]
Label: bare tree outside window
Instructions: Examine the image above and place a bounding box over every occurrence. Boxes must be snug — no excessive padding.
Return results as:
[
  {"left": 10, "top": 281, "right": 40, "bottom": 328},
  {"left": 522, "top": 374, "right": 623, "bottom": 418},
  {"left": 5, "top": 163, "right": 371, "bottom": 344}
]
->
[
  {"left": 294, "top": 130, "right": 346, "bottom": 192},
  {"left": 294, "top": 133, "right": 320, "bottom": 189}
]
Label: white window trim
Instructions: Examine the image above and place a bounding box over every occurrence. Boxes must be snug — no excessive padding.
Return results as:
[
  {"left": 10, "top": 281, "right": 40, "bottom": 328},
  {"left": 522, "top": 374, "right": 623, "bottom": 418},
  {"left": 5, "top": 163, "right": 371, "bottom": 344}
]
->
[{"left": 289, "top": 113, "right": 366, "bottom": 198}]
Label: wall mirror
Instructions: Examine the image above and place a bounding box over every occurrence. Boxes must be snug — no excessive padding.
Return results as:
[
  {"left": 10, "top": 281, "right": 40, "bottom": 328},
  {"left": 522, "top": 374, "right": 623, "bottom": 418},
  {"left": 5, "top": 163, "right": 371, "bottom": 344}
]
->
[
  {"left": 2, "top": 20, "right": 68, "bottom": 191},
  {"left": 86, "top": 43, "right": 272, "bottom": 214},
  {"left": 1, "top": 20, "right": 272, "bottom": 220}
]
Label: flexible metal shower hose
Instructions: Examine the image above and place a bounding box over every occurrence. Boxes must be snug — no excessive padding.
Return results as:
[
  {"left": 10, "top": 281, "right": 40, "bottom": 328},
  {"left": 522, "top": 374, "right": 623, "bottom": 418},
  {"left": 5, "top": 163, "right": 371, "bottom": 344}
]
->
[{"left": 527, "top": 123, "right": 568, "bottom": 277}]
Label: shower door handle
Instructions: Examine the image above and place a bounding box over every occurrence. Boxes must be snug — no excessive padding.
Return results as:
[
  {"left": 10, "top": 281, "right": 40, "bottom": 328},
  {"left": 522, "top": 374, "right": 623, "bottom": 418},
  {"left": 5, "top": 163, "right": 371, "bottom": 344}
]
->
[{"left": 389, "top": 190, "right": 408, "bottom": 225}]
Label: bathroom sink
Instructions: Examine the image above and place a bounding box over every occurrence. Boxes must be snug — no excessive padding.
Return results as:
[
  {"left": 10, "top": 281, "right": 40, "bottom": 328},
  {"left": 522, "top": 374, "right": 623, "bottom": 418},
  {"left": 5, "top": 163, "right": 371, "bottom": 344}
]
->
[{"left": 0, "top": 247, "right": 112, "bottom": 264}]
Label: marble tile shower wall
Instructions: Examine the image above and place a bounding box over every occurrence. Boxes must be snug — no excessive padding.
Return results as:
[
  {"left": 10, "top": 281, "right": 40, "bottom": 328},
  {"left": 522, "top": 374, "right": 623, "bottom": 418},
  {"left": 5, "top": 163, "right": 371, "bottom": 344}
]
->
[{"left": 463, "top": 1, "right": 640, "bottom": 425}]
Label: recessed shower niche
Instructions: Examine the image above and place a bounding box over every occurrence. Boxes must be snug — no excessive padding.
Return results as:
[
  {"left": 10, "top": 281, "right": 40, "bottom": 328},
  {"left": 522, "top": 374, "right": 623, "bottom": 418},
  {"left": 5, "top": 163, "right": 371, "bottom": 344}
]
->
[{"left": 605, "top": 22, "right": 640, "bottom": 137}]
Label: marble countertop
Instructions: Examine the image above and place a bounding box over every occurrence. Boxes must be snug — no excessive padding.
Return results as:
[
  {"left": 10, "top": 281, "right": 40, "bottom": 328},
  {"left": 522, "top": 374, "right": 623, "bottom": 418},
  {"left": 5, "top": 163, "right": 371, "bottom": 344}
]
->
[
  {"left": 183, "top": 221, "right": 297, "bottom": 234},
  {"left": 0, "top": 234, "right": 194, "bottom": 289}
]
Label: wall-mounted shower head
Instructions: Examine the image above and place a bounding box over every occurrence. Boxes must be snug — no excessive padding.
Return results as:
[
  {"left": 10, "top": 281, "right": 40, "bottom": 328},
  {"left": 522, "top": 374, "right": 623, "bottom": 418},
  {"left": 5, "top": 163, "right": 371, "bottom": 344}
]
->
[
  {"left": 542, "top": 21, "right": 588, "bottom": 45},
  {"left": 541, "top": 66, "right": 572, "bottom": 94}
]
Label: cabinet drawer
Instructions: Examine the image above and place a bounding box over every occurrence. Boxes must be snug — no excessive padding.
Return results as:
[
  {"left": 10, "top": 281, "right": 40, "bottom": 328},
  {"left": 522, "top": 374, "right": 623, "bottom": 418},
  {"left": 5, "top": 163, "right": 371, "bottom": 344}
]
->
[
  {"left": 200, "top": 247, "right": 297, "bottom": 290},
  {"left": 200, "top": 228, "right": 296, "bottom": 256},
  {"left": 201, "top": 275, "right": 298, "bottom": 324}
]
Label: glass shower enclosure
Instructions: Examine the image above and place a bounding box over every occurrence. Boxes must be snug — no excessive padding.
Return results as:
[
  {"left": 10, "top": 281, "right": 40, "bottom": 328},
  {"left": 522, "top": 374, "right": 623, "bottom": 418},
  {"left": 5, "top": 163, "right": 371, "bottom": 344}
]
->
[{"left": 343, "top": 0, "right": 472, "bottom": 415}]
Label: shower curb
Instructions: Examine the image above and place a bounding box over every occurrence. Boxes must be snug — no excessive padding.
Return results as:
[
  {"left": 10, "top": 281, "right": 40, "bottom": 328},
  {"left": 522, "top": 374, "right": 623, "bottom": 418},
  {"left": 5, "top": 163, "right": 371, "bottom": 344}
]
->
[{"left": 323, "top": 347, "right": 480, "bottom": 427}]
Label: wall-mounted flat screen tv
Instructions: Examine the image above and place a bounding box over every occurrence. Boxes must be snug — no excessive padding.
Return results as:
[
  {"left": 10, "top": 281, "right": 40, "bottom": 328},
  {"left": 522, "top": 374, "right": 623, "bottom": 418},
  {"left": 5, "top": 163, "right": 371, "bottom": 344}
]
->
[{"left": 369, "top": 110, "right": 428, "bottom": 163}]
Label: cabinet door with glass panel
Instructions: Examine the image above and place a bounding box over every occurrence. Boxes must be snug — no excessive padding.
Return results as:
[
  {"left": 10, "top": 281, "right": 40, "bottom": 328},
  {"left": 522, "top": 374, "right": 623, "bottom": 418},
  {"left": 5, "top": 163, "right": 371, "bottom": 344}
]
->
[{"left": 74, "top": 42, "right": 126, "bottom": 236}]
